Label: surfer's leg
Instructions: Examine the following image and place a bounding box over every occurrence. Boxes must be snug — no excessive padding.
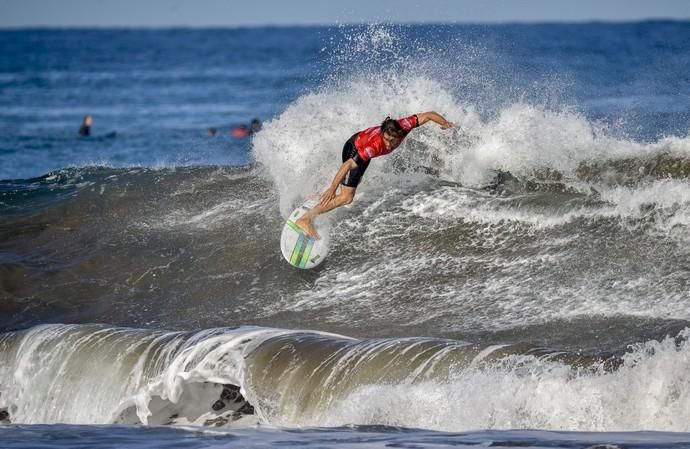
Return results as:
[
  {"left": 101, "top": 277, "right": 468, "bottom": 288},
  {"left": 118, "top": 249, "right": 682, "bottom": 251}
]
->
[
  {"left": 312, "top": 186, "right": 356, "bottom": 215},
  {"left": 296, "top": 136, "right": 364, "bottom": 238},
  {"left": 296, "top": 187, "right": 356, "bottom": 238}
]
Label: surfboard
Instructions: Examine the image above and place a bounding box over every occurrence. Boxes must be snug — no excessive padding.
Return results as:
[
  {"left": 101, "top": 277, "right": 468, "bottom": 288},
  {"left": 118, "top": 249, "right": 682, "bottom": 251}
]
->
[{"left": 280, "top": 200, "right": 328, "bottom": 269}]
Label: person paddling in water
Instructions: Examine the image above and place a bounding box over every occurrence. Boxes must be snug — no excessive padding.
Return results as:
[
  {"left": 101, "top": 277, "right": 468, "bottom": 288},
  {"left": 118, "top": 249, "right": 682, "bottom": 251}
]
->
[{"left": 295, "top": 112, "right": 455, "bottom": 238}]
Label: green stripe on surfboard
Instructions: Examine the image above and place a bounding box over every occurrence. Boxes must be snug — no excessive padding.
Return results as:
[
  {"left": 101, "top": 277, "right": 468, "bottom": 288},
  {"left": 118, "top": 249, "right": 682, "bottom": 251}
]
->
[
  {"left": 299, "top": 239, "right": 315, "bottom": 268},
  {"left": 286, "top": 220, "right": 302, "bottom": 234},
  {"left": 290, "top": 234, "right": 305, "bottom": 265},
  {"left": 286, "top": 220, "right": 304, "bottom": 265},
  {"left": 286, "top": 220, "right": 318, "bottom": 268}
]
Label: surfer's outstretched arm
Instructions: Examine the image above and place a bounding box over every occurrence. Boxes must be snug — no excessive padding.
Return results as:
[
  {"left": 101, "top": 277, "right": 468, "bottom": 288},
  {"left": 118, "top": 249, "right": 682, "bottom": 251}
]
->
[{"left": 417, "top": 111, "right": 455, "bottom": 129}]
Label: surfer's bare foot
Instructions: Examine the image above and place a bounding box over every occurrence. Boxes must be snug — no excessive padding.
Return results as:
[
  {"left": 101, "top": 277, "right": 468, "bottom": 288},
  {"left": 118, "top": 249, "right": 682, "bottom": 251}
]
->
[{"left": 295, "top": 216, "right": 320, "bottom": 239}]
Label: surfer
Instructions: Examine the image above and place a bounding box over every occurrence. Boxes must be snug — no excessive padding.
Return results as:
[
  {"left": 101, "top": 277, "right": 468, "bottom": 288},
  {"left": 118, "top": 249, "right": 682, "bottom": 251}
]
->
[
  {"left": 295, "top": 112, "right": 454, "bottom": 238},
  {"left": 250, "top": 118, "right": 262, "bottom": 134}
]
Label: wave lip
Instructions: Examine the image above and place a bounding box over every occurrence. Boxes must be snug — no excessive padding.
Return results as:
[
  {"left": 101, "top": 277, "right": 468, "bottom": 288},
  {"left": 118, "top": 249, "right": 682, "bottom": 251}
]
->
[
  {"left": 0, "top": 325, "right": 279, "bottom": 426},
  {"left": 2, "top": 324, "right": 690, "bottom": 432}
]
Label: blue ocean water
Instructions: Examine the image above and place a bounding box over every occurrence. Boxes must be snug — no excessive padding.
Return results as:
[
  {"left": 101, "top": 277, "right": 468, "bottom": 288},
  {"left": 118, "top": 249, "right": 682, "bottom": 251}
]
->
[
  {"left": 0, "top": 27, "right": 326, "bottom": 179},
  {"left": 1, "top": 22, "right": 690, "bottom": 449},
  {"left": 1, "top": 23, "right": 688, "bottom": 181}
]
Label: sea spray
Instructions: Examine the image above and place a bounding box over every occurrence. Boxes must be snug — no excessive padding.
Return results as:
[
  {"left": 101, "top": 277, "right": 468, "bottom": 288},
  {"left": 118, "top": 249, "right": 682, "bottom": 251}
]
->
[{"left": 253, "top": 25, "right": 690, "bottom": 217}]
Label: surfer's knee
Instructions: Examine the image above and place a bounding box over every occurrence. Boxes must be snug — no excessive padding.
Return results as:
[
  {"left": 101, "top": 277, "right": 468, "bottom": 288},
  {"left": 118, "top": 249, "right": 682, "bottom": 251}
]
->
[{"left": 341, "top": 190, "right": 355, "bottom": 205}]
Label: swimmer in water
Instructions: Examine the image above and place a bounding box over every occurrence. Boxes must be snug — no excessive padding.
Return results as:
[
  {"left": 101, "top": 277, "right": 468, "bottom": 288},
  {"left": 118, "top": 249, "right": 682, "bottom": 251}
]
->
[{"left": 79, "top": 114, "right": 93, "bottom": 136}]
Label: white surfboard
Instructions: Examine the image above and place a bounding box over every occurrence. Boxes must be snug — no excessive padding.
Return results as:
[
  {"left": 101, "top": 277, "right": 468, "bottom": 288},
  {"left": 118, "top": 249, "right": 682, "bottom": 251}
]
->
[{"left": 280, "top": 200, "right": 328, "bottom": 269}]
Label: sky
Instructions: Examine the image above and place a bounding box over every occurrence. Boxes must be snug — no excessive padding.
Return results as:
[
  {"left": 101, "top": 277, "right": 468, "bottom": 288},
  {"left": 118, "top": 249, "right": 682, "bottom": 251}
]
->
[{"left": 1, "top": 0, "right": 690, "bottom": 28}]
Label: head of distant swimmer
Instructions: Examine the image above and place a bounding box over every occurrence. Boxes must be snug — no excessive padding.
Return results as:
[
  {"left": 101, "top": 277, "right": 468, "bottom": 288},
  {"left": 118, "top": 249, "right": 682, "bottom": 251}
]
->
[
  {"left": 380, "top": 117, "right": 406, "bottom": 150},
  {"left": 83, "top": 115, "right": 93, "bottom": 127}
]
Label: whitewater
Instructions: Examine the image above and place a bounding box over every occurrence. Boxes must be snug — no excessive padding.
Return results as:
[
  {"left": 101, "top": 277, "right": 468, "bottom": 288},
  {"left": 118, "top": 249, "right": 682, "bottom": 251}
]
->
[{"left": 1, "top": 22, "right": 690, "bottom": 449}]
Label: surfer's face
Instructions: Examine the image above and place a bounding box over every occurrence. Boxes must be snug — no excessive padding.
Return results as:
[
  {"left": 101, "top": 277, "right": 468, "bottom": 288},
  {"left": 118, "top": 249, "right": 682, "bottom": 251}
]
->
[{"left": 382, "top": 131, "right": 402, "bottom": 150}]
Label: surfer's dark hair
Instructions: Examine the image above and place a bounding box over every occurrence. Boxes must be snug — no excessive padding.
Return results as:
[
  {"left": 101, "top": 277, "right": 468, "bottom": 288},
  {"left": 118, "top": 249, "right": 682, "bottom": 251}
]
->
[{"left": 380, "top": 117, "right": 406, "bottom": 138}]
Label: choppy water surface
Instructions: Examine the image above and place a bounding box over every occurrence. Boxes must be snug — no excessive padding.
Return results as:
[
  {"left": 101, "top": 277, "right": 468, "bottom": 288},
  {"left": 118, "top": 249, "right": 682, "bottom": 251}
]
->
[{"left": 1, "top": 22, "right": 690, "bottom": 448}]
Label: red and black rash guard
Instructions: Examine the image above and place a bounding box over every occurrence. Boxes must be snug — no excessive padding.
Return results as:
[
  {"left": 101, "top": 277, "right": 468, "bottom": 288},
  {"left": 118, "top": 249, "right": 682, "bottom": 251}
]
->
[{"left": 354, "top": 115, "right": 419, "bottom": 162}]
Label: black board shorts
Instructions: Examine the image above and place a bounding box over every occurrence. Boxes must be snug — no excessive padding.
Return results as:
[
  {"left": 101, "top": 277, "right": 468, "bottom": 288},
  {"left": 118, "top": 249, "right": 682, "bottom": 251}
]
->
[{"left": 341, "top": 133, "right": 370, "bottom": 188}]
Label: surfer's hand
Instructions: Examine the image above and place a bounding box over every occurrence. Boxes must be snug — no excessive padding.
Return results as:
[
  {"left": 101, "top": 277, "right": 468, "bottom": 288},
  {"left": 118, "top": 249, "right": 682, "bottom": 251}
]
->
[
  {"left": 318, "top": 187, "right": 337, "bottom": 207},
  {"left": 441, "top": 121, "right": 455, "bottom": 129}
]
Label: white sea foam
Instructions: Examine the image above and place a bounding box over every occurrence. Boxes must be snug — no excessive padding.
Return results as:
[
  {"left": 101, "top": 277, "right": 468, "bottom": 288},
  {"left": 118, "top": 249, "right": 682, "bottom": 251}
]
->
[
  {"left": 267, "top": 172, "right": 690, "bottom": 333},
  {"left": 4, "top": 324, "right": 690, "bottom": 433},
  {"left": 399, "top": 186, "right": 594, "bottom": 228},
  {"left": 395, "top": 179, "right": 690, "bottom": 238},
  {"left": 0, "top": 325, "right": 279, "bottom": 425},
  {"left": 252, "top": 23, "right": 690, "bottom": 224},
  {"left": 597, "top": 179, "right": 690, "bottom": 240},
  {"left": 312, "top": 330, "right": 690, "bottom": 432},
  {"left": 252, "top": 74, "right": 467, "bottom": 216}
]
